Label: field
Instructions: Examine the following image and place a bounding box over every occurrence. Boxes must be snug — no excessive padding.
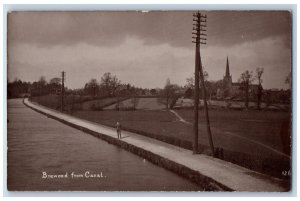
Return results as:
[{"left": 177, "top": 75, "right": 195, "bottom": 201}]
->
[
  {"left": 72, "top": 109, "right": 290, "bottom": 156},
  {"left": 104, "top": 97, "right": 165, "bottom": 110},
  {"left": 78, "top": 97, "right": 128, "bottom": 110},
  {"left": 177, "top": 109, "right": 290, "bottom": 154},
  {"left": 72, "top": 108, "right": 291, "bottom": 179}
]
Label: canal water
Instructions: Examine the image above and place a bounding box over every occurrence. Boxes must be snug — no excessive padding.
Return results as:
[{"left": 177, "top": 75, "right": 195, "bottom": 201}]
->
[{"left": 7, "top": 99, "right": 202, "bottom": 191}]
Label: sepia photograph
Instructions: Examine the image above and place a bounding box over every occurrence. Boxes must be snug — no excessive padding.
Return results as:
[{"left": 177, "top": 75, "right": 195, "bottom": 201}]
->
[{"left": 6, "top": 10, "right": 292, "bottom": 192}]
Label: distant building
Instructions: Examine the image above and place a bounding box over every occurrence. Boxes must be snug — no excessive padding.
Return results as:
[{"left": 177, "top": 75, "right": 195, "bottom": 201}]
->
[{"left": 217, "top": 56, "right": 259, "bottom": 99}]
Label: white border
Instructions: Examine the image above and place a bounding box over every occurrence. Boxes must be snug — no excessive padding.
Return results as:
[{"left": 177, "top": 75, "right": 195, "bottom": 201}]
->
[{"left": 1, "top": 1, "right": 298, "bottom": 200}]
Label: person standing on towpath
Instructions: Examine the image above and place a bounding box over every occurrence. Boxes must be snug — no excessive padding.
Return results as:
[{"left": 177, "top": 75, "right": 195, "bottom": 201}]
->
[{"left": 116, "top": 122, "right": 122, "bottom": 139}]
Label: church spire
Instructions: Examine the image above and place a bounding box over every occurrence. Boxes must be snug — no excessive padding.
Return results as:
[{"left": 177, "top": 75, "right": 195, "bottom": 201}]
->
[{"left": 225, "top": 56, "right": 230, "bottom": 77}]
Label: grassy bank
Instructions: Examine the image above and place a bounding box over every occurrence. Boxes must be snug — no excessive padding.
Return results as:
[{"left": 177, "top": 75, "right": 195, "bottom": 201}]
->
[{"left": 30, "top": 95, "right": 129, "bottom": 111}]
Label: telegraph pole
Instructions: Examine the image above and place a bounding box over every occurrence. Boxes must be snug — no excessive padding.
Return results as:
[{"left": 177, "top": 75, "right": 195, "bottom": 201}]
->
[
  {"left": 61, "top": 71, "right": 65, "bottom": 112},
  {"left": 192, "top": 12, "right": 215, "bottom": 156},
  {"left": 192, "top": 12, "right": 201, "bottom": 154}
]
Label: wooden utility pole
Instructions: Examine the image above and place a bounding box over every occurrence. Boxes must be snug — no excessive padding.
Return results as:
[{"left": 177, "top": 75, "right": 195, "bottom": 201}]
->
[
  {"left": 61, "top": 71, "right": 65, "bottom": 112},
  {"left": 192, "top": 12, "right": 215, "bottom": 156},
  {"left": 192, "top": 12, "right": 200, "bottom": 154}
]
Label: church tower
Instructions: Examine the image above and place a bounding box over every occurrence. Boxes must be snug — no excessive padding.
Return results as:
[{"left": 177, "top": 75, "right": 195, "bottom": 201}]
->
[
  {"left": 225, "top": 56, "right": 230, "bottom": 78},
  {"left": 223, "top": 56, "right": 232, "bottom": 96}
]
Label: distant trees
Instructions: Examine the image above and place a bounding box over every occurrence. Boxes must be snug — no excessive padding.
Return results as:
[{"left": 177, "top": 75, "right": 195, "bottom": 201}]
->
[
  {"left": 49, "top": 77, "right": 61, "bottom": 85},
  {"left": 81, "top": 73, "right": 122, "bottom": 98},
  {"left": 185, "top": 72, "right": 222, "bottom": 99},
  {"left": 255, "top": 67, "right": 264, "bottom": 110},
  {"left": 184, "top": 87, "right": 193, "bottom": 98},
  {"left": 205, "top": 80, "right": 223, "bottom": 100},
  {"left": 27, "top": 76, "right": 67, "bottom": 98},
  {"left": 49, "top": 77, "right": 61, "bottom": 94},
  {"left": 7, "top": 78, "right": 31, "bottom": 99},
  {"left": 29, "top": 76, "right": 48, "bottom": 97},
  {"left": 263, "top": 89, "right": 290, "bottom": 105},
  {"left": 84, "top": 79, "right": 99, "bottom": 97},
  {"left": 11, "top": 76, "right": 60, "bottom": 98},
  {"left": 36, "top": 76, "right": 47, "bottom": 96},
  {"left": 185, "top": 71, "right": 209, "bottom": 90},
  {"left": 38, "top": 76, "right": 47, "bottom": 86},
  {"left": 238, "top": 70, "right": 254, "bottom": 109},
  {"left": 150, "top": 88, "right": 158, "bottom": 96},
  {"left": 100, "top": 72, "right": 121, "bottom": 97}
]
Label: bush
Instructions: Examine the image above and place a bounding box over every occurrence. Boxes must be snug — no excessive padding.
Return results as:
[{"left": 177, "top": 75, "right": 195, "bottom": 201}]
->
[
  {"left": 170, "top": 97, "right": 180, "bottom": 109},
  {"left": 90, "top": 103, "right": 103, "bottom": 111}
]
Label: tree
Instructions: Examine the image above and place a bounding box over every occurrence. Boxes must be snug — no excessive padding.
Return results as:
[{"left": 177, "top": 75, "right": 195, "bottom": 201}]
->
[
  {"left": 38, "top": 76, "right": 47, "bottom": 86},
  {"left": 7, "top": 79, "right": 31, "bottom": 98},
  {"left": 37, "top": 76, "right": 47, "bottom": 96},
  {"left": 184, "top": 88, "right": 193, "bottom": 98},
  {"left": 185, "top": 71, "right": 209, "bottom": 89},
  {"left": 255, "top": 67, "right": 264, "bottom": 110},
  {"left": 161, "top": 78, "right": 179, "bottom": 109},
  {"left": 238, "top": 70, "right": 254, "bottom": 109},
  {"left": 49, "top": 77, "right": 61, "bottom": 94},
  {"left": 150, "top": 88, "right": 157, "bottom": 96},
  {"left": 186, "top": 72, "right": 215, "bottom": 99},
  {"left": 100, "top": 72, "right": 121, "bottom": 97},
  {"left": 50, "top": 77, "right": 61, "bottom": 85},
  {"left": 84, "top": 79, "right": 99, "bottom": 97}
]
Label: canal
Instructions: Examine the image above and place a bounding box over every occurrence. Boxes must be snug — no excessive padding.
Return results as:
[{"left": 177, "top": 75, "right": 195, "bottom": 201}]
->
[{"left": 7, "top": 99, "right": 202, "bottom": 191}]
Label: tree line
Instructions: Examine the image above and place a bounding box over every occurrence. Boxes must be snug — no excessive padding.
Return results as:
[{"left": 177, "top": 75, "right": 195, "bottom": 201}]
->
[{"left": 8, "top": 69, "right": 291, "bottom": 110}]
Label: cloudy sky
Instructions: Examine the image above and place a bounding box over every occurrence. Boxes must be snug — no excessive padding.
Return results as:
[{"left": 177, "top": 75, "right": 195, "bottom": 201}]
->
[{"left": 7, "top": 11, "right": 291, "bottom": 89}]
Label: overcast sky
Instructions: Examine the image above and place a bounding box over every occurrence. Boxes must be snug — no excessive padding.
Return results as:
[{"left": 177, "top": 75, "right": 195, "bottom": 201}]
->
[{"left": 7, "top": 11, "right": 291, "bottom": 89}]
